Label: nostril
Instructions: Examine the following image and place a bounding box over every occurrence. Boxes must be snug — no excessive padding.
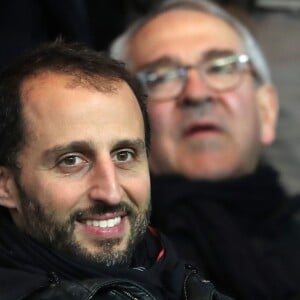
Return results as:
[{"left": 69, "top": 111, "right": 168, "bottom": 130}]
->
[{"left": 180, "top": 96, "right": 214, "bottom": 107}]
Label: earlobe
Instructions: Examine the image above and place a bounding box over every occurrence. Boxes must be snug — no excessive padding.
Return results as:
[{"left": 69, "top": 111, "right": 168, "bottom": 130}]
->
[
  {"left": 257, "top": 84, "right": 279, "bottom": 145},
  {"left": 0, "top": 167, "right": 18, "bottom": 209}
]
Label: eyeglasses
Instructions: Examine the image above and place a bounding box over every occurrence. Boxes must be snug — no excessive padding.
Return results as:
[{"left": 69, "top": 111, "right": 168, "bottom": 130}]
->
[{"left": 137, "top": 53, "right": 251, "bottom": 101}]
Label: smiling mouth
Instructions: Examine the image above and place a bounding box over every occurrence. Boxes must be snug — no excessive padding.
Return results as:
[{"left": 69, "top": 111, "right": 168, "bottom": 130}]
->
[
  {"left": 84, "top": 216, "right": 121, "bottom": 228},
  {"left": 77, "top": 212, "right": 128, "bottom": 240}
]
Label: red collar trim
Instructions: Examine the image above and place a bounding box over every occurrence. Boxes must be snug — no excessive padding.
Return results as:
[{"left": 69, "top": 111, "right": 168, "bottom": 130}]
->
[{"left": 147, "top": 226, "right": 165, "bottom": 262}]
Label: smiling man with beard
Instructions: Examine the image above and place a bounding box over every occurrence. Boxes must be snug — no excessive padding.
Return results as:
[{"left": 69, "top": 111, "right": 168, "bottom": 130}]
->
[{"left": 0, "top": 42, "right": 232, "bottom": 300}]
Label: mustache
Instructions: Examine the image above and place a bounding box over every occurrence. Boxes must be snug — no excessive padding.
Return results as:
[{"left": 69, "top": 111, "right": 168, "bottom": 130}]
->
[
  {"left": 180, "top": 96, "right": 217, "bottom": 116},
  {"left": 71, "top": 202, "right": 135, "bottom": 221}
]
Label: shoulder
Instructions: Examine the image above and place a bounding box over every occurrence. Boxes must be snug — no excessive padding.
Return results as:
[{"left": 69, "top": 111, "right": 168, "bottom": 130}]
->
[
  {"left": 23, "top": 278, "right": 156, "bottom": 300},
  {"left": 183, "top": 265, "right": 234, "bottom": 300}
]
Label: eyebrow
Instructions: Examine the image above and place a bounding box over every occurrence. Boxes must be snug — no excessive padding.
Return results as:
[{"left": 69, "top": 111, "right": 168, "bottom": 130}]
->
[
  {"left": 137, "top": 49, "right": 238, "bottom": 71},
  {"left": 42, "top": 141, "right": 95, "bottom": 163},
  {"left": 137, "top": 56, "right": 179, "bottom": 72},
  {"left": 112, "top": 138, "right": 146, "bottom": 152},
  {"left": 201, "top": 49, "right": 237, "bottom": 61}
]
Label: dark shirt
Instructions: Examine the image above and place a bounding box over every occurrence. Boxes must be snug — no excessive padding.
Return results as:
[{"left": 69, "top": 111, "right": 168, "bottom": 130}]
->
[{"left": 151, "top": 164, "right": 300, "bottom": 300}]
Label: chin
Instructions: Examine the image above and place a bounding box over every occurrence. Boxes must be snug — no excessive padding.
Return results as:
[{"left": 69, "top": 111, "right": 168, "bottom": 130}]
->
[{"left": 180, "top": 163, "right": 238, "bottom": 181}]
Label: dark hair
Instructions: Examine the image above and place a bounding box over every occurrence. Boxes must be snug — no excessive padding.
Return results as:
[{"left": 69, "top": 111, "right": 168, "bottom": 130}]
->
[{"left": 0, "top": 41, "right": 150, "bottom": 167}]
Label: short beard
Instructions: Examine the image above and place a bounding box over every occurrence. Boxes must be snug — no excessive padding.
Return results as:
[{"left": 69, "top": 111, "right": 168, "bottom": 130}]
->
[{"left": 14, "top": 176, "right": 151, "bottom": 267}]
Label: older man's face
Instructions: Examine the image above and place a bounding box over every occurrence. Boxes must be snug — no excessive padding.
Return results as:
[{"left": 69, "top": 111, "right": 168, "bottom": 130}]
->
[
  {"left": 7, "top": 72, "right": 151, "bottom": 265},
  {"left": 129, "top": 10, "right": 277, "bottom": 180}
]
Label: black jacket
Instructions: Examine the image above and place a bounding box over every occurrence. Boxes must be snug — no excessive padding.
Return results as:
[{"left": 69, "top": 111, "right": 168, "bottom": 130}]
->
[
  {"left": 151, "top": 165, "right": 300, "bottom": 300},
  {"left": 24, "top": 268, "right": 231, "bottom": 300},
  {"left": 0, "top": 210, "right": 232, "bottom": 300}
]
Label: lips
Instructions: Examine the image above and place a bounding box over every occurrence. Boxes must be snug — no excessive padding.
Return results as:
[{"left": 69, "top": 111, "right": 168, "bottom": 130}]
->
[
  {"left": 182, "top": 121, "right": 222, "bottom": 138},
  {"left": 77, "top": 212, "right": 127, "bottom": 239}
]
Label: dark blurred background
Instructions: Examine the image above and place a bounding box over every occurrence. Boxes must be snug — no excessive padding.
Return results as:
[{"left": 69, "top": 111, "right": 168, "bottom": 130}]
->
[
  {"left": 1, "top": 0, "right": 298, "bottom": 64},
  {"left": 0, "top": 0, "right": 299, "bottom": 194}
]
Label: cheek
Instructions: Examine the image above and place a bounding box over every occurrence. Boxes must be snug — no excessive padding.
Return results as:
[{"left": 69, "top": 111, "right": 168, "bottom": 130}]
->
[
  {"left": 226, "top": 84, "right": 258, "bottom": 121},
  {"left": 225, "top": 87, "right": 262, "bottom": 147},
  {"left": 125, "top": 174, "right": 150, "bottom": 209},
  {"left": 147, "top": 102, "right": 175, "bottom": 134},
  {"left": 24, "top": 174, "right": 85, "bottom": 214}
]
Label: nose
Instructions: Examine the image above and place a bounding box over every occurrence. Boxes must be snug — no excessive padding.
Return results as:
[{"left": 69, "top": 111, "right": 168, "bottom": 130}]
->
[
  {"left": 178, "top": 68, "right": 215, "bottom": 105},
  {"left": 88, "top": 158, "right": 123, "bottom": 205}
]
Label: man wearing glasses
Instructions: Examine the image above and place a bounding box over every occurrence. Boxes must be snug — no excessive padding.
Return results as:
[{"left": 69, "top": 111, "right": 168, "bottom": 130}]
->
[{"left": 110, "top": 1, "right": 300, "bottom": 300}]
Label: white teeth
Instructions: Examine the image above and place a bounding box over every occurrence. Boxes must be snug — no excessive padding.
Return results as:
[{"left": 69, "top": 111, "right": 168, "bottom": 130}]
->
[
  {"left": 107, "top": 219, "right": 114, "bottom": 227},
  {"left": 85, "top": 216, "right": 121, "bottom": 228},
  {"left": 99, "top": 220, "right": 106, "bottom": 228}
]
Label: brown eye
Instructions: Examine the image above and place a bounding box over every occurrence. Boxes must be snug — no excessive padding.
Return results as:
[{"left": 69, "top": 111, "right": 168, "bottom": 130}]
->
[
  {"left": 113, "top": 150, "right": 134, "bottom": 162},
  {"left": 61, "top": 156, "right": 78, "bottom": 165},
  {"left": 60, "top": 155, "right": 84, "bottom": 166},
  {"left": 56, "top": 154, "right": 89, "bottom": 174}
]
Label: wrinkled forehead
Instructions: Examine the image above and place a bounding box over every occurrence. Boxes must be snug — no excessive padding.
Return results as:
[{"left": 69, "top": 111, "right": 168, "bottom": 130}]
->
[{"left": 129, "top": 9, "right": 244, "bottom": 70}]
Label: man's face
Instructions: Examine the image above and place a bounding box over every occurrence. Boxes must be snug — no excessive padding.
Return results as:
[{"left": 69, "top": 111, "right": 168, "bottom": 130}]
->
[
  {"left": 128, "top": 10, "right": 277, "bottom": 179},
  {"left": 9, "top": 72, "right": 151, "bottom": 265}
]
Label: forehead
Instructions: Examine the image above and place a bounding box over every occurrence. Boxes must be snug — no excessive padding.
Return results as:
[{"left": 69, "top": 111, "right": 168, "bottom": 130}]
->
[
  {"left": 129, "top": 9, "right": 244, "bottom": 70},
  {"left": 20, "top": 72, "right": 144, "bottom": 145}
]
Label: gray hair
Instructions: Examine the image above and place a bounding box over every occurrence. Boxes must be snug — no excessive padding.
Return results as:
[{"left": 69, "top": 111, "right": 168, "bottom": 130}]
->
[{"left": 110, "top": 0, "right": 271, "bottom": 84}]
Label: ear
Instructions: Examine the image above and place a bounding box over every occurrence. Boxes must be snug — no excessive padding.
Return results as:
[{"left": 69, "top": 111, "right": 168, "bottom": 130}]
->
[
  {"left": 0, "top": 167, "right": 19, "bottom": 209},
  {"left": 256, "top": 84, "right": 279, "bottom": 146}
]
